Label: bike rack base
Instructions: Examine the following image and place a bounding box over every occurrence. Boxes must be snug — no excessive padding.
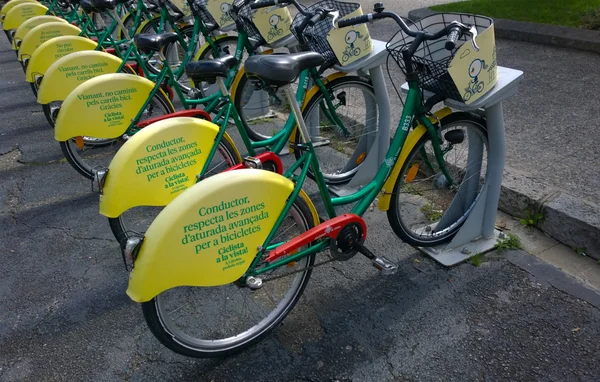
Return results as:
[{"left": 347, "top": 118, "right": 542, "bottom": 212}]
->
[{"left": 402, "top": 66, "right": 523, "bottom": 266}]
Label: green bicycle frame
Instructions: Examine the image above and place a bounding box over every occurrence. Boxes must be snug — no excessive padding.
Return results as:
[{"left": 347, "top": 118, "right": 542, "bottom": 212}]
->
[{"left": 246, "top": 76, "right": 450, "bottom": 276}]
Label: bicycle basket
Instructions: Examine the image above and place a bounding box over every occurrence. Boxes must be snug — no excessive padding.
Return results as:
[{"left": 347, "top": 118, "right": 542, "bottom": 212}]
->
[
  {"left": 232, "top": 0, "right": 266, "bottom": 47},
  {"left": 189, "top": 0, "right": 219, "bottom": 29},
  {"left": 251, "top": 4, "right": 294, "bottom": 45},
  {"left": 387, "top": 13, "right": 495, "bottom": 103},
  {"left": 291, "top": 0, "right": 372, "bottom": 68}
]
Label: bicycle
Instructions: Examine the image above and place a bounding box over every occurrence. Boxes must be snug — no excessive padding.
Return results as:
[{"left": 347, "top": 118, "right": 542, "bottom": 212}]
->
[
  {"left": 463, "top": 79, "right": 485, "bottom": 102},
  {"left": 95, "top": 1, "right": 380, "bottom": 242},
  {"left": 120, "top": 6, "right": 495, "bottom": 358}
]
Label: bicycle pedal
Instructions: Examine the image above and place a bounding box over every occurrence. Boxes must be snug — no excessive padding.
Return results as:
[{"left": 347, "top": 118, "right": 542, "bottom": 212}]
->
[{"left": 372, "top": 256, "right": 398, "bottom": 275}]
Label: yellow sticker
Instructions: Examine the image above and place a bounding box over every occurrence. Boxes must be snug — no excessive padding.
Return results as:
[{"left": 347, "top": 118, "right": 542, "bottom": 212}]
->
[
  {"left": 26, "top": 36, "right": 97, "bottom": 82},
  {"left": 54, "top": 73, "right": 156, "bottom": 141},
  {"left": 37, "top": 50, "right": 122, "bottom": 104},
  {"left": 327, "top": 7, "right": 373, "bottom": 66},
  {"left": 448, "top": 25, "right": 497, "bottom": 105},
  {"left": 1, "top": 0, "right": 37, "bottom": 20},
  {"left": 99, "top": 117, "right": 221, "bottom": 218},
  {"left": 126, "top": 169, "right": 294, "bottom": 302},
  {"left": 3, "top": 2, "right": 48, "bottom": 31},
  {"left": 205, "top": 0, "right": 234, "bottom": 28},
  {"left": 169, "top": 0, "right": 192, "bottom": 17},
  {"left": 252, "top": 6, "right": 292, "bottom": 44},
  {"left": 12, "top": 15, "right": 66, "bottom": 50},
  {"left": 18, "top": 22, "right": 81, "bottom": 62}
]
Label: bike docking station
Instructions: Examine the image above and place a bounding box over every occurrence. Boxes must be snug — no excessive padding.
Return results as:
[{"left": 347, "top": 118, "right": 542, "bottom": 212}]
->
[
  {"left": 325, "top": 38, "right": 392, "bottom": 195},
  {"left": 402, "top": 65, "right": 523, "bottom": 266}
]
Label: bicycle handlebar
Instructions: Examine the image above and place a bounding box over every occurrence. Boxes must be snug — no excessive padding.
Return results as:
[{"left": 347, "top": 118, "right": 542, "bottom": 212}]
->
[{"left": 337, "top": 11, "right": 474, "bottom": 51}]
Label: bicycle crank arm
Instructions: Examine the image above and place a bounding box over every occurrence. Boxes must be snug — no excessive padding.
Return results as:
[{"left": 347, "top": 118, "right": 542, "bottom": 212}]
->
[{"left": 265, "top": 214, "right": 367, "bottom": 263}]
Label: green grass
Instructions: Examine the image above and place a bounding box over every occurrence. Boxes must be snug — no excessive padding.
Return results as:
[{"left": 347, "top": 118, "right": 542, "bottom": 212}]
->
[{"left": 431, "top": 0, "right": 600, "bottom": 28}]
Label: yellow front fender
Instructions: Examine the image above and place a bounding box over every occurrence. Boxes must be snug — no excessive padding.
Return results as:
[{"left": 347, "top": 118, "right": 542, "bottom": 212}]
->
[
  {"left": 99, "top": 117, "right": 221, "bottom": 218},
  {"left": 12, "top": 15, "right": 66, "bottom": 50},
  {"left": 1, "top": 0, "right": 38, "bottom": 23},
  {"left": 127, "top": 169, "right": 295, "bottom": 302},
  {"left": 38, "top": 50, "right": 123, "bottom": 104},
  {"left": 377, "top": 107, "right": 453, "bottom": 211},
  {"left": 26, "top": 36, "right": 97, "bottom": 82},
  {"left": 3, "top": 2, "right": 48, "bottom": 32},
  {"left": 18, "top": 22, "right": 81, "bottom": 62},
  {"left": 55, "top": 73, "right": 157, "bottom": 141}
]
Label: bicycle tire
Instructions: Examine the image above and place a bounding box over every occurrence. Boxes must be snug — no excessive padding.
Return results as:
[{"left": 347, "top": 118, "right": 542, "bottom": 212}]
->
[
  {"left": 141, "top": 192, "right": 317, "bottom": 358},
  {"left": 232, "top": 68, "right": 292, "bottom": 142},
  {"left": 387, "top": 112, "right": 488, "bottom": 247},
  {"left": 60, "top": 90, "right": 175, "bottom": 180},
  {"left": 293, "top": 75, "right": 377, "bottom": 184},
  {"left": 108, "top": 135, "right": 241, "bottom": 243}
]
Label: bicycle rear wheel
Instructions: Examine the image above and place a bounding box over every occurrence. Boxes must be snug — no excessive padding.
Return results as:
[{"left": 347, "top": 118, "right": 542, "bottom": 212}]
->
[
  {"left": 387, "top": 112, "right": 488, "bottom": 246},
  {"left": 108, "top": 136, "right": 241, "bottom": 243},
  {"left": 294, "top": 76, "right": 377, "bottom": 184},
  {"left": 141, "top": 193, "right": 317, "bottom": 358},
  {"left": 60, "top": 91, "right": 174, "bottom": 180}
]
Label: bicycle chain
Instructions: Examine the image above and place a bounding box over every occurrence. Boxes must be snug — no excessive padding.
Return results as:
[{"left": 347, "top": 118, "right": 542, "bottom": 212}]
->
[{"left": 261, "top": 256, "right": 336, "bottom": 283}]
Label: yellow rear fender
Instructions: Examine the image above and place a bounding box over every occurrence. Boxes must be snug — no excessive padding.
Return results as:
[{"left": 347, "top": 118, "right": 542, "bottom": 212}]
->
[
  {"left": 55, "top": 73, "right": 158, "bottom": 141},
  {"left": 377, "top": 107, "right": 453, "bottom": 211},
  {"left": 11, "top": 15, "right": 66, "bottom": 50},
  {"left": 1, "top": 0, "right": 38, "bottom": 22},
  {"left": 18, "top": 22, "right": 81, "bottom": 62},
  {"left": 37, "top": 50, "right": 122, "bottom": 104},
  {"left": 126, "top": 169, "right": 296, "bottom": 302},
  {"left": 135, "top": 15, "right": 161, "bottom": 35},
  {"left": 3, "top": 2, "right": 48, "bottom": 32},
  {"left": 26, "top": 36, "right": 97, "bottom": 82},
  {"left": 99, "top": 117, "right": 222, "bottom": 218}
]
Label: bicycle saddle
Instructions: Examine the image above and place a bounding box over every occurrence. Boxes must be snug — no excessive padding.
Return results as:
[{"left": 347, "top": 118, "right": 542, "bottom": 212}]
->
[
  {"left": 244, "top": 52, "right": 324, "bottom": 87},
  {"left": 134, "top": 32, "right": 179, "bottom": 54},
  {"left": 185, "top": 55, "right": 237, "bottom": 84},
  {"left": 91, "top": 0, "right": 116, "bottom": 12},
  {"left": 80, "top": 0, "right": 96, "bottom": 13}
]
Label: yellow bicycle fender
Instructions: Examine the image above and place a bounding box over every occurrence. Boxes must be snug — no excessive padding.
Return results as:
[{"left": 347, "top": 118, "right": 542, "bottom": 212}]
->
[
  {"left": 377, "top": 107, "right": 453, "bottom": 211},
  {"left": 3, "top": 3, "right": 48, "bottom": 32},
  {"left": 38, "top": 50, "right": 122, "bottom": 104},
  {"left": 221, "top": 130, "right": 243, "bottom": 163},
  {"left": 135, "top": 15, "right": 160, "bottom": 35},
  {"left": 288, "top": 71, "right": 348, "bottom": 153},
  {"left": 12, "top": 15, "right": 66, "bottom": 50},
  {"left": 1, "top": 0, "right": 38, "bottom": 21},
  {"left": 55, "top": 73, "right": 157, "bottom": 141},
  {"left": 99, "top": 117, "right": 221, "bottom": 218},
  {"left": 18, "top": 22, "right": 81, "bottom": 62},
  {"left": 298, "top": 189, "right": 320, "bottom": 227},
  {"left": 126, "top": 169, "right": 295, "bottom": 302},
  {"left": 26, "top": 36, "right": 97, "bottom": 82}
]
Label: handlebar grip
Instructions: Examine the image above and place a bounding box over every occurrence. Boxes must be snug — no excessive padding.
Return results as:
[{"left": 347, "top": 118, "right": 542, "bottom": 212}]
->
[
  {"left": 337, "top": 14, "right": 370, "bottom": 28},
  {"left": 445, "top": 27, "right": 462, "bottom": 50},
  {"left": 249, "top": 0, "right": 280, "bottom": 9}
]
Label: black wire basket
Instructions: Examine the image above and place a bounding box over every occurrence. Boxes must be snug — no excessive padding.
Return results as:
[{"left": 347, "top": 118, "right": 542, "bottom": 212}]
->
[
  {"left": 387, "top": 13, "right": 493, "bottom": 102},
  {"left": 188, "top": 0, "right": 220, "bottom": 30},
  {"left": 232, "top": 0, "right": 266, "bottom": 47},
  {"left": 291, "top": 0, "right": 362, "bottom": 68}
]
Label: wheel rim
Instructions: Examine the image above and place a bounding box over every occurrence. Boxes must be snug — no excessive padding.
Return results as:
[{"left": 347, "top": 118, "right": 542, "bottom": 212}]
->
[
  {"left": 395, "top": 120, "right": 488, "bottom": 243},
  {"left": 302, "top": 80, "right": 378, "bottom": 183},
  {"left": 153, "top": 203, "right": 312, "bottom": 353}
]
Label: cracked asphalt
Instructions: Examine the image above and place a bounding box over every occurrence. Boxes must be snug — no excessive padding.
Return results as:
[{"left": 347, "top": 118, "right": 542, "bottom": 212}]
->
[{"left": 2, "top": 19, "right": 600, "bottom": 382}]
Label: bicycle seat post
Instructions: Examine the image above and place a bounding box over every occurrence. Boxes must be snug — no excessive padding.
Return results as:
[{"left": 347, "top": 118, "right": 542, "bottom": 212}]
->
[{"left": 282, "top": 85, "right": 310, "bottom": 144}]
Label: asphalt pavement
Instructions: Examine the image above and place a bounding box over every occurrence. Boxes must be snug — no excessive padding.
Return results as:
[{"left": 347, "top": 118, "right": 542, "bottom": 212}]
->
[{"left": 2, "top": 2, "right": 600, "bottom": 380}]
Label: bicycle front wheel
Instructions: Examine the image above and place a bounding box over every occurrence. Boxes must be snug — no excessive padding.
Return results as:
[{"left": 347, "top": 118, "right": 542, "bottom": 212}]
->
[
  {"left": 60, "top": 91, "right": 174, "bottom": 180},
  {"left": 387, "top": 112, "right": 488, "bottom": 246},
  {"left": 141, "top": 194, "right": 317, "bottom": 358},
  {"left": 294, "top": 75, "right": 377, "bottom": 184},
  {"left": 108, "top": 136, "right": 241, "bottom": 243}
]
